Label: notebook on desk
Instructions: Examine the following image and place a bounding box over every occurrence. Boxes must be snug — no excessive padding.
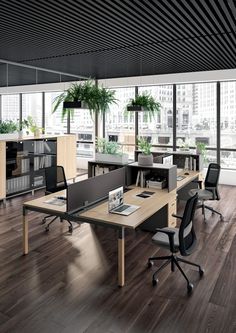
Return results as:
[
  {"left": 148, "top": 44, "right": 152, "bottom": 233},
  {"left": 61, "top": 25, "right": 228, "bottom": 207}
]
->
[{"left": 108, "top": 186, "right": 140, "bottom": 216}]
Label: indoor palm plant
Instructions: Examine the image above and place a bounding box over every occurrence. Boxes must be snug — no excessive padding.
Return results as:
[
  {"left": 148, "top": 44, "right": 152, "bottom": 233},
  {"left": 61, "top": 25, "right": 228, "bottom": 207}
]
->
[
  {"left": 52, "top": 80, "right": 117, "bottom": 120},
  {"left": 137, "top": 136, "right": 153, "bottom": 166},
  {"left": 126, "top": 92, "right": 161, "bottom": 121}
]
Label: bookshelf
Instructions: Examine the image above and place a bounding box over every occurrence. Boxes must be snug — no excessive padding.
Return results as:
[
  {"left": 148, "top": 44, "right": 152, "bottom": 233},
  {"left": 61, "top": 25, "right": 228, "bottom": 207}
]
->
[
  {"left": 0, "top": 135, "right": 76, "bottom": 202},
  {"left": 134, "top": 150, "right": 203, "bottom": 171}
]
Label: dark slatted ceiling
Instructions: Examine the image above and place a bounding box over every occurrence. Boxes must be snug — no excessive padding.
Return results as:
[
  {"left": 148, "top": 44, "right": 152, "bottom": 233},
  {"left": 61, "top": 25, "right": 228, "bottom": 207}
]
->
[{"left": 0, "top": 0, "right": 235, "bottom": 86}]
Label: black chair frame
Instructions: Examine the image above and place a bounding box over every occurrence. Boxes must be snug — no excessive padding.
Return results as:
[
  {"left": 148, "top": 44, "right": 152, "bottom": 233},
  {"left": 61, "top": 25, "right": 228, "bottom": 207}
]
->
[{"left": 148, "top": 194, "right": 204, "bottom": 293}]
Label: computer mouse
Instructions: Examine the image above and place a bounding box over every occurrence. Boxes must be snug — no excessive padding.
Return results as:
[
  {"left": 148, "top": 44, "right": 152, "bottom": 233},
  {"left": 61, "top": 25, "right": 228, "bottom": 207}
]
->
[{"left": 184, "top": 172, "right": 189, "bottom": 175}]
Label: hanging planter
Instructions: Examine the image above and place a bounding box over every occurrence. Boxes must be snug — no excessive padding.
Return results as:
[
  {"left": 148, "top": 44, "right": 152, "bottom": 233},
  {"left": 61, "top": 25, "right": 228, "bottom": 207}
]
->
[
  {"left": 53, "top": 80, "right": 117, "bottom": 119},
  {"left": 63, "top": 100, "right": 82, "bottom": 109},
  {"left": 126, "top": 92, "right": 161, "bottom": 120}
]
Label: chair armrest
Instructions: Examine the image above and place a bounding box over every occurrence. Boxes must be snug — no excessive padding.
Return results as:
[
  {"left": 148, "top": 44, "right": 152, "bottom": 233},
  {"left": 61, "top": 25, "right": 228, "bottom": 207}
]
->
[
  {"left": 155, "top": 228, "right": 176, "bottom": 252},
  {"left": 172, "top": 214, "right": 183, "bottom": 219},
  {"left": 192, "top": 180, "right": 203, "bottom": 189}
]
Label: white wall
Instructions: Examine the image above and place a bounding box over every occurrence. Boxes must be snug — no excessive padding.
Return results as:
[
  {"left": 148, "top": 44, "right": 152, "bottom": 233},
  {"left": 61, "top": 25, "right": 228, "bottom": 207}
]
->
[{"left": 0, "top": 68, "right": 235, "bottom": 94}]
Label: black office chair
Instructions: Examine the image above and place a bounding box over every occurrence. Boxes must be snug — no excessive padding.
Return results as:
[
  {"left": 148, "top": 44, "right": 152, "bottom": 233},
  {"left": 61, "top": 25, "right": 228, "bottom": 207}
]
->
[
  {"left": 189, "top": 163, "right": 223, "bottom": 222},
  {"left": 147, "top": 194, "right": 204, "bottom": 293},
  {"left": 42, "top": 165, "right": 73, "bottom": 233}
]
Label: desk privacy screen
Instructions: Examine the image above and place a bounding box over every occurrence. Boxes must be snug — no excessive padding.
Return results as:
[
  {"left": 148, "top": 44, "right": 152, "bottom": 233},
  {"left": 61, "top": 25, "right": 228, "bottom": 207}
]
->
[{"left": 67, "top": 167, "right": 126, "bottom": 213}]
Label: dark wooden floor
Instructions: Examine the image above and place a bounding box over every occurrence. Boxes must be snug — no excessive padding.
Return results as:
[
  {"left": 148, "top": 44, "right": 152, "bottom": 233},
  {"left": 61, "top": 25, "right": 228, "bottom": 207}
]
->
[{"left": 0, "top": 185, "right": 236, "bottom": 333}]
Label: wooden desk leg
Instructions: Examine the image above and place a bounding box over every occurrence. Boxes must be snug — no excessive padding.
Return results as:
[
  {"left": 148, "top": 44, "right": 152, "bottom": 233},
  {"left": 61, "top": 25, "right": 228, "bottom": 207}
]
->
[
  {"left": 23, "top": 207, "right": 29, "bottom": 255},
  {"left": 118, "top": 227, "right": 125, "bottom": 287}
]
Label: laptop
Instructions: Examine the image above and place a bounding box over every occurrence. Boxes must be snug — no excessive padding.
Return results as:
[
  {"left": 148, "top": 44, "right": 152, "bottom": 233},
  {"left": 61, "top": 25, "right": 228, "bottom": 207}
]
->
[{"left": 108, "top": 186, "right": 140, "bottom": 216}]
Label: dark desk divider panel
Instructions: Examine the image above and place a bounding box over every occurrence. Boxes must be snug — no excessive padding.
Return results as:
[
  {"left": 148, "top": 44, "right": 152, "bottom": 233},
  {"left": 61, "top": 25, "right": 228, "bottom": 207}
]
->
[{"left": 67, "top": 167, "right": 126, "bottom": 213}]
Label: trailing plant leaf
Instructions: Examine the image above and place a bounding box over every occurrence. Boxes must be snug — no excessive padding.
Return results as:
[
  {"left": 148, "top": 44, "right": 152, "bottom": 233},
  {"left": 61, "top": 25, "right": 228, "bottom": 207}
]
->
[
  {"left": 52, "top": 80, "right": 117, "bottom": 120},
  {"left": 126, "top": 92, "right": 161, "bottom": 121}
]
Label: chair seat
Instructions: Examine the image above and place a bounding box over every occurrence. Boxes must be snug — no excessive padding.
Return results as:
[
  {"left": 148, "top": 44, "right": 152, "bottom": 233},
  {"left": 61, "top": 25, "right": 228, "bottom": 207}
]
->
[
  {"left": 152, "top": 227, "right": 179, "bottom": 250},
  {"left": 152, "top": 222, "right": 193, "bottom": 250},
  {"left": 189, "top": 188, "right": 213, "bottom": 200}
]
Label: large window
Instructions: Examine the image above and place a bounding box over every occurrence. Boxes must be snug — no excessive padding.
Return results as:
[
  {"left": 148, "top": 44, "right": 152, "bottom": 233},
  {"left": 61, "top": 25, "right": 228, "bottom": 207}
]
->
[
  {"left": 138, "top": 85, "right": 173, "bottom": 147},
  {"left": 22, "top": 93, "right": 42, "bottom": 126},
  {"left": 105, "top": 87, "right": 135, "bottom": 158},
  {"left": 1, "top": 94, "right": 19, "bottom": 121},
  {"left": 220, "top": 81, "right": 236, "bottom": 169},
  {"left": 71, "top": 109, "right": 94, "bottom": 158},
  {"left": 45, "top": 92, "right": 67, "bottom": 134},
  {"left": 176, "top": 83, "right": 217, "bottom": 147}
]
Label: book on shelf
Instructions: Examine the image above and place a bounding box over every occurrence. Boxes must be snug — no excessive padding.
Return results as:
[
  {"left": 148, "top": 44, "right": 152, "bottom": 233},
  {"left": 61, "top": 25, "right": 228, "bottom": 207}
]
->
[{"left": 140, "top": 170, "right": 150, "bottom": 188}]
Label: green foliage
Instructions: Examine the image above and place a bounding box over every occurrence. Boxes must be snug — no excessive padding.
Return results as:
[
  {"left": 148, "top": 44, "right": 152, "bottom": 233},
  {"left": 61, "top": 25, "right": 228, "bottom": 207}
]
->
[
  {"left": 95, "top": 138, "right": 122, "bottom": 155},
  {"left": 21, "top": 116, "right": 43, "bottom": 135},
  {"left": 52, "top": 80, "right": 117, "bottom": 120},
  {"left": 127, "top": 92, "right": 161, "bottom": 121},
  {"left": 137, "top": 136, "right": 152, "bottom": 155},
  {"left": 0, "top": 120, "right": 18, "bottom": 134},
  {"left": 196, "top": 142, "right": 207, "bottom": 162}
]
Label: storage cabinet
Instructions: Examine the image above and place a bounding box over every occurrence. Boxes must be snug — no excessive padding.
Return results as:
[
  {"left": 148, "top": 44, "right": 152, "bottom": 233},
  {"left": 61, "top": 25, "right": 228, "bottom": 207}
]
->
[{"left": 0, "top": 135, "right": 76, "bottom": 201}]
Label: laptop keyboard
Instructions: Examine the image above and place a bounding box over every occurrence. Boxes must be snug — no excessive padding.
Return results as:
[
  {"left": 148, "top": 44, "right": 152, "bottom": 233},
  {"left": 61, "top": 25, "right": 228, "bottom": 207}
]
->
[{"left": 113, "top": 204, "right": 130, "bottom": 212}]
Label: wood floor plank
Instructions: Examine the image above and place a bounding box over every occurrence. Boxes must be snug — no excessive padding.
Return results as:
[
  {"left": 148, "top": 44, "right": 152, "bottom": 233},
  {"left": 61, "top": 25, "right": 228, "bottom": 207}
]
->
[{"left": 0, "top": 185, "right": 235, "bottom": 333}]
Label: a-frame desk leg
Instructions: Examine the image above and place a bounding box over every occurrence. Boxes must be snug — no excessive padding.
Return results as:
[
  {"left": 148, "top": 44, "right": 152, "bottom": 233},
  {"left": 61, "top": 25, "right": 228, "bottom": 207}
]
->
[
  {"left": 23, "top": 207, "right": 29, "bottom": 255},
  {"left": 118, "top": 227, "right": 125, "bottom": 287}
]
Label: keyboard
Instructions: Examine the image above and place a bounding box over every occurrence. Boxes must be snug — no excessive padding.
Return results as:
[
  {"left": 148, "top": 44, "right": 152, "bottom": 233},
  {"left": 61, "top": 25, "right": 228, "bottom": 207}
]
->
[{"left": 113, "top": 204, "right": 130, "bottom": 212}]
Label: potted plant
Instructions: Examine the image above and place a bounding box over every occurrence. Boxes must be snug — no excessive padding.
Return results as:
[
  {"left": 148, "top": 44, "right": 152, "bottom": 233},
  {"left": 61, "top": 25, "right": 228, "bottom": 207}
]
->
[
  {"left": 95, "top": 137, "right": 129, "bottom": 163},
  {"left": 21, "top": 116, "right": 43, "bottom": 137},
  {"left": 126, "top": 92, "right": 161, "bottom": 121},
  {"left": 52, "top": 80, "right": 117, "bottom": 120},
  {"left": 0, "top": 120, "right": 18, "bottom": 134},
  {"left": 137, "top": 136, "right": 153, "bottom": 166}
]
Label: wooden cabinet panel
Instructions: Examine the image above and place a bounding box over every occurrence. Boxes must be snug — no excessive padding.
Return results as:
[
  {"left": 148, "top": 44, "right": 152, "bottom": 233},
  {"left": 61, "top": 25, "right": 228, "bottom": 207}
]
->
[{"left": 57, "top": 135, "right": 77, "bottom": 180}]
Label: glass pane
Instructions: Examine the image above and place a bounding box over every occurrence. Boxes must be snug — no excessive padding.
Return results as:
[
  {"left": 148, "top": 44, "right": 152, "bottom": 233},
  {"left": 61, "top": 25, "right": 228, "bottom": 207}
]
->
[
  {"left": 22, "top": 93, "right": 42, "bottom": 126},
  {"left": 105, "top": 87, "right": 135, "bottom": 159},
  {"left": 138, "top": 85, "right": 173, "bottom": 146},
  {"left": 1, "top": 94, "right": 19, "bottom": 121},
  {"left": 221, "top": 150, "right": 236, "bottom": 169},
  {"left": 45, "top": 92, "right": 67, "bottom": 134},
  {"left": 220, "top": 81, "right": 236, "bottom": 149},
  {"left": 176, "top": 83, "right": 217, "bottom": 149},
  {"left": 70, "top": 108, "right": 94, "bottom": 142}
]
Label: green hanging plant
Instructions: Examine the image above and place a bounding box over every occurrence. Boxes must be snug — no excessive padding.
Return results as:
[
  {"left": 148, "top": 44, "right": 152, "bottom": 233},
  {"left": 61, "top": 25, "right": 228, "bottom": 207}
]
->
[
  {"left": 126, "top": 92, "right": 161, "bottom": 121},
  {"left": 52, "top": 80, "right": 117, "bottom": 120}
]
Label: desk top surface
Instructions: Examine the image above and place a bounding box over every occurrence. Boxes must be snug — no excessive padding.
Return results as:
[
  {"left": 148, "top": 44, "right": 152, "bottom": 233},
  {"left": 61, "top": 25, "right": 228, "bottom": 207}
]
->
[{"left": 23, "top": 171, "right": 200, "bottom": 229}]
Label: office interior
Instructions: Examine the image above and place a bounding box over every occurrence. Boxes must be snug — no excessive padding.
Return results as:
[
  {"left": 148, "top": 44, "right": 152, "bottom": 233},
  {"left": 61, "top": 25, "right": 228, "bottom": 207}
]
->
[{"left": 0, "top": 1, "right": 236, "bottom": 332}]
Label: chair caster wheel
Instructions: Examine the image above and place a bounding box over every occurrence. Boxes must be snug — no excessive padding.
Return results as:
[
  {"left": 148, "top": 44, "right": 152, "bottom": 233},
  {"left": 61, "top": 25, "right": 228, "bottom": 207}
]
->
[
  {"left": 187, "top": 283, "right": 194, "bottom": 293},
  {"left": 152, "top": 278, "right": 158, "bottom": 286},
  {"left": 147, "top": 260, "right": 154, "bottom": 268},
  {"left": 199, "top": 268, "right": 204, "bottom": 277},
  {"left": 45, "top": 226, "right": 49, "bottom": 232},
  {"left": 68, "top": 226, "right": 73, "bottom": 233}
]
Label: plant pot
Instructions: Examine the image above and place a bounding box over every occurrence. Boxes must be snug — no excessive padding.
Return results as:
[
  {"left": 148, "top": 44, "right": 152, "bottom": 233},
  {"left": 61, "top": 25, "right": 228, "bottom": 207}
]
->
[
  {"left": 34, "top": 129, "right": 40, "bottom": 137},
  {"left": 138, "top": 153, "right": 153, "bottom": 166},
  {"left": 63, "top": 101, "right": 82, "bottom": 109},
  {"left": 127, "top": 105, "right": 144, "bottom": 112},
  {"left": 95, "top": 153, "right": 129, "bottom": 164}
]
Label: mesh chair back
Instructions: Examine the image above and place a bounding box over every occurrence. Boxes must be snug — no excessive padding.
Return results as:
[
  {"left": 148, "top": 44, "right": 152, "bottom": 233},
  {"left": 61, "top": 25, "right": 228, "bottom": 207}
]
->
[
  {"left": 204, "top": 163, "right": 221, "bottom": 200},
  {"left": 45, "top": 166, "right": 67, "bottom": 193},
  {"left": 179, "top": 194, "right": 198, "bottom": 256}
]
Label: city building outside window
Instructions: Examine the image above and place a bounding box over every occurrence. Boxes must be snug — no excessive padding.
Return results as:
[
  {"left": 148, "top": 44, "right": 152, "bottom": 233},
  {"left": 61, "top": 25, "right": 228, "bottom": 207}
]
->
[
  {"left": 1, "top": 94, "right": 19, "bottom": 121},
  {"left": 105, "top": 87, "right": 135, "bottom": 159},
  {"left": 44, "top": 92, "right": 67, "bottom": 134},
  {"left": 138, "top": 85, "right": 173, "bottom": 148},
  {"left": 22, "top": 93, "right": 42, "bottom": 126}
]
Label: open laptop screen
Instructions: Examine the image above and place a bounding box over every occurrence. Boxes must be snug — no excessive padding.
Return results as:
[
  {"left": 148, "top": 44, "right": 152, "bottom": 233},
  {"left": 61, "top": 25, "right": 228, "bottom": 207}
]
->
[{"left": 108, "top": 186, "right": 124, "bottom": 212}]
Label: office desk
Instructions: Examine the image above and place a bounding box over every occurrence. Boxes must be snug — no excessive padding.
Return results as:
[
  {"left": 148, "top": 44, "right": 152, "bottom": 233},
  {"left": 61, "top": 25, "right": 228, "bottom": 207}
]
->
[{"left": 22, "top": 187, "right": 176, "bottom": 287}]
